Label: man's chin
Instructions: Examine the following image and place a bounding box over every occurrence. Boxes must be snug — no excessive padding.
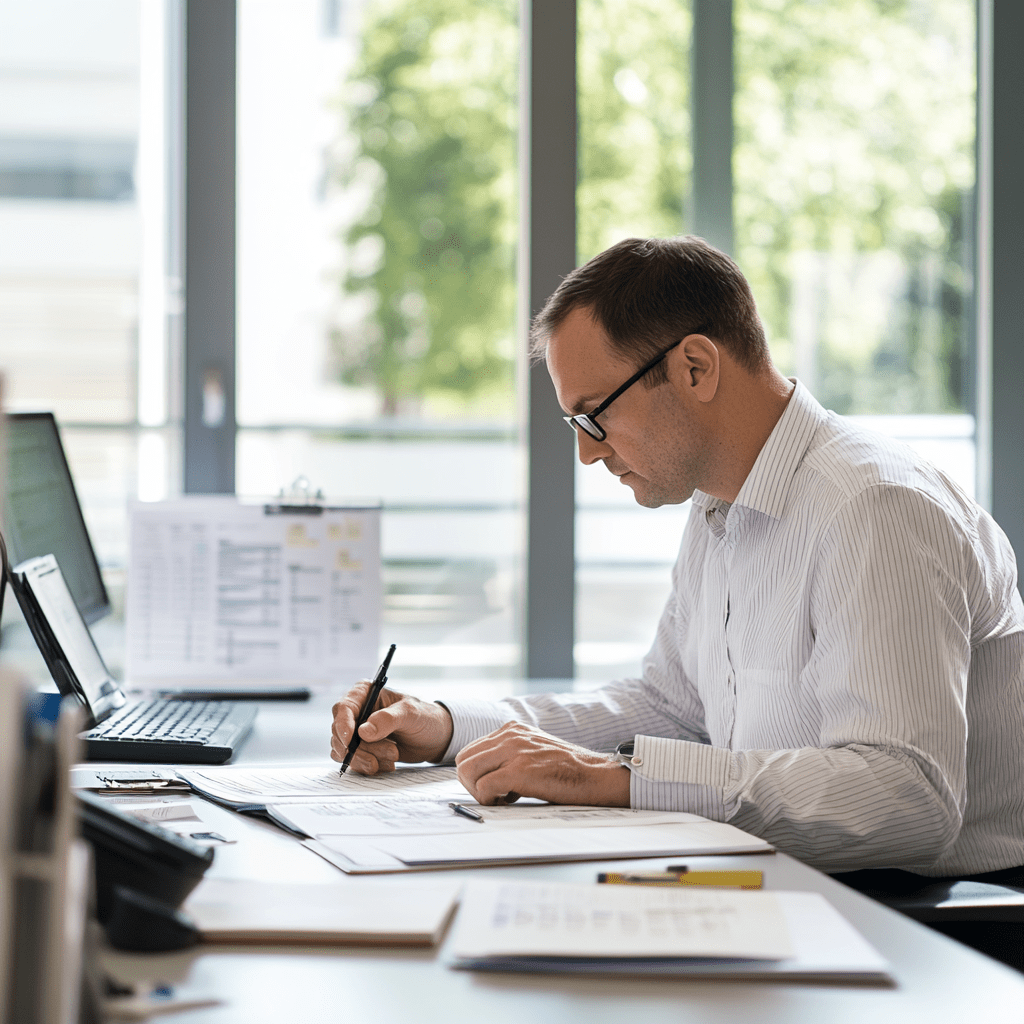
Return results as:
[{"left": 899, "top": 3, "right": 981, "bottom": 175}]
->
[
  {"left": 621, "top": 474, "right": 691, "bottom": 509},
  {"left": 621, "top": 475, "right": 661, "bottom": 509}
]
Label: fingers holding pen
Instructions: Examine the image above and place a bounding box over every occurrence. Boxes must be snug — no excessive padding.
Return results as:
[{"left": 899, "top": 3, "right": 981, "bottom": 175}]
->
[
  {"left": 330, "top": 682, "right": 396, "bottom": 773},
  {"left": 330, "top": 727, "right": 400, "bottom": 775},
  {"left": 346, "top": 737, "right": 401, "bottom": 774},
  {"left": 329, "top": 680, "right": 455, "bottom": 773},
  {"left": 330, "top": 682, "right": 369, "bottom": 756}
]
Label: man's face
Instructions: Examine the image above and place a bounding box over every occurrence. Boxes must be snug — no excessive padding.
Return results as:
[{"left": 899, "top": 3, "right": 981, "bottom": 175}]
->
[{"left": 546, "top": 307, "right": 712, "bottom": 508}]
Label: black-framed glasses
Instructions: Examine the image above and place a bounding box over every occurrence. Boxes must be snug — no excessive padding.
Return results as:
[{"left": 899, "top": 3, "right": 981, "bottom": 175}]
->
[{"left": 563, "top": 338, "right": 684, "bottom": 442}]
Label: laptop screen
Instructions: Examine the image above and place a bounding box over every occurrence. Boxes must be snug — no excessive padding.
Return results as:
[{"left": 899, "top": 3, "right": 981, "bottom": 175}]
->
[
  {"left": 3, "top": 412, "right": 110, "bottom": 624},
  {"left": 15, "top": 555, "right": 125, "bottom": 723}
]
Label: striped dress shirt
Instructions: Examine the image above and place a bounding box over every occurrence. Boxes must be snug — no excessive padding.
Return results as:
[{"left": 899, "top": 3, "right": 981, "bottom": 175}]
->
[{"left": 442, "top": 380, "right": 1024, "bottom": 875}]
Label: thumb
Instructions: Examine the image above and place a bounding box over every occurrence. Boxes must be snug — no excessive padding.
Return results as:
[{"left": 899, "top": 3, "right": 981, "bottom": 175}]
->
[{"left": 359, "top": 702, "right": 407, "bottom": 741}]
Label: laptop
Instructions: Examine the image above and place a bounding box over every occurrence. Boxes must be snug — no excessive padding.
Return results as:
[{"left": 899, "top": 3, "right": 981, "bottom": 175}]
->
[{"left": 8, "top": 554, "right": 255, "bottom": 764}]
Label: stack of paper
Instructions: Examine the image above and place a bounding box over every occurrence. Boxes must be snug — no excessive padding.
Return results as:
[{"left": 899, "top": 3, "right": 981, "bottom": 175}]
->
[
  {"left": 173, "top": 763, "right": 774, "bottom": 874},
  {"left": 449, "top": 880, "right": 893, "bottom": 983},
  {"left": 186, "top": 878, "right": 460, "bottom": 947}
]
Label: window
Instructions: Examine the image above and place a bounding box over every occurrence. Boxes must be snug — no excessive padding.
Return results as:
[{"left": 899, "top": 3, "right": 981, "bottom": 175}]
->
[
  {"left": 735, "top": 0, "right": 977, "bottom": 493},
  {"left": 0, "top": 0, "right": 178, "bottom": 658},
  {"left": 235, "top": 0, "right": 521, "bottom": 680},
  {"left": 574, "top": 0, "right": 694, "bottom": 682},
  {"left": 573, "top": 0, "right": 978, "bottom": 683},
  {"left": 7, "top": 0, "right": 1007, "bottom": 684}
]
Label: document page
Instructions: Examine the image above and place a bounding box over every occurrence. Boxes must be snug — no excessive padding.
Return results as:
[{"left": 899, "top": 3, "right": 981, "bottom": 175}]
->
[
  {"left": 177, "top": 763, "right": 462, "bottom": 806},
  {"left": 451, "top": 881, "right": 793, "bottom": 962},
  {"left": 271, "top": 799, "right": 702, "bottom": 839},
  {"left": 375, "top": 819, "right": 773, "bottom": 865},
  {"left": 308, "top": 815, "right": 774, "bottom": 872},
  {"left": 450, "top": 884, "right": 892, "bottom": 982},
  {"left": 126, "top": 498, "right": 381, "bottom": 680}
]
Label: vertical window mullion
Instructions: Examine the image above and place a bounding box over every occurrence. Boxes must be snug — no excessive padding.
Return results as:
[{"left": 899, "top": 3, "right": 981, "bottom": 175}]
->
[
  {"left": 690, "top": 0, "right": 734, "bottom": 254},
  {"left": 982, "top": 0, "right": 1024, "bottom": 590},
  {"left": 183, "top": 0, "right": 237, "bottom": 494},
  {"left": 523, "top": 0, "right": 577, "bottom": 678}
]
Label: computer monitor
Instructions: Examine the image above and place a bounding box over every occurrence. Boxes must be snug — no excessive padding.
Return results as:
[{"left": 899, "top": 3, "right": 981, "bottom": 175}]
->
[{"left": 2, "top": 412, "right": 110, "bottom": 624}]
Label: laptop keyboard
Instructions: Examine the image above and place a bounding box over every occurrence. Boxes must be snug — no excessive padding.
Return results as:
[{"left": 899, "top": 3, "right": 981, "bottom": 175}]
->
[{"left": 86, "top": 699, "right": 235, "bottom": 745}]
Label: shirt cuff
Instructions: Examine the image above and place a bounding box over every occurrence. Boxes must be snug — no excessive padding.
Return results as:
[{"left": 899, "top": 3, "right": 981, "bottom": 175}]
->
[
  {"left": 627, "top": 734, "right": 734, "bottom": 820},
  {"left": 434, "top": 698, "right": 519, "bottom": 762}
]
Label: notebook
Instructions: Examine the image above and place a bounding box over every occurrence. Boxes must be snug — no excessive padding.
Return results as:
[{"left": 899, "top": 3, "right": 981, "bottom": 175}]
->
[
  {"left": 9, "top": 554, "right": 255, "bottom": 764},
  {"left": 185, "top": 878, "right": 460, "bottom": 947}
]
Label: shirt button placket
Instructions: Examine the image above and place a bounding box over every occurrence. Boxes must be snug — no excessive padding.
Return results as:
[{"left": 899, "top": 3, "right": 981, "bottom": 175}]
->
[{"left": 723, "top": 514, "right": 737, "bottom": 745}]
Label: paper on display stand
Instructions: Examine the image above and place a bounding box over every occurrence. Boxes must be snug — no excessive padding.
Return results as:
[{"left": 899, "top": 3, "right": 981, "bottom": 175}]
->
[{"left": 125, "top": 498, "right": 381, "bottom": 682}]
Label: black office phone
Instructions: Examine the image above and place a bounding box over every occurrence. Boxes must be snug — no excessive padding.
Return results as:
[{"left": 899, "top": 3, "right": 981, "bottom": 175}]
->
[{"left": 78, "top": 791, "right": 212, "bottom": 949}]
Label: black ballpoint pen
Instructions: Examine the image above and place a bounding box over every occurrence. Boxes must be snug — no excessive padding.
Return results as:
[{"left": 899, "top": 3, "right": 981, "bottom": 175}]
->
[
  {"left": 340, "top": 643, "right": 396, "bottom": 774},
  {"left": 449, "top": 802, "right": 485, "bottom": 823}
]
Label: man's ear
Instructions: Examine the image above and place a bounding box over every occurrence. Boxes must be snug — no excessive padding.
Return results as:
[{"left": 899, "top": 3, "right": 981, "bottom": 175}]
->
[{"left": 671, "top": 334, "right": 720, "bottom": 403}]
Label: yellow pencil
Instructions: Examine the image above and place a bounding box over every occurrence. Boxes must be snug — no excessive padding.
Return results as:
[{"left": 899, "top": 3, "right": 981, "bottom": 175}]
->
[{"left": 597, "top": 870, "right": 763, "bottom": 889}]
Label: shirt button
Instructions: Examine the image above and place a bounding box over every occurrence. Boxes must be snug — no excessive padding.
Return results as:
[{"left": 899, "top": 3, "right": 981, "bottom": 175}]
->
[{"left": 631, "top": 755, "right": 643, "bottom": 767}]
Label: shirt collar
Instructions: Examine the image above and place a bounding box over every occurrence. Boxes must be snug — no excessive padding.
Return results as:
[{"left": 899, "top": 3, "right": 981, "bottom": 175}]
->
[{"left": 692, "top": 379, "right": 827, "bottom": 521}]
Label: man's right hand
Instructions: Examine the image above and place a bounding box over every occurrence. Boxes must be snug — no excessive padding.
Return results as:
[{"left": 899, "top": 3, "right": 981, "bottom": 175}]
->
[{"left": 330, "top": 684, "right": 454, "bottom": 774}]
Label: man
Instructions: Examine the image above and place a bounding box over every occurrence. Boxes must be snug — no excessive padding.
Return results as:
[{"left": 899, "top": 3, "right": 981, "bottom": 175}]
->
[{"left": 331, "top": 236, "right": 1024, "bottom": 876}]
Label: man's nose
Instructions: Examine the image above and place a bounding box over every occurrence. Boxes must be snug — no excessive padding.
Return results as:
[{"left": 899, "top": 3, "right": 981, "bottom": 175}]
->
[{"left": 575, "top": 429, "right": 612, "bottom": 466}]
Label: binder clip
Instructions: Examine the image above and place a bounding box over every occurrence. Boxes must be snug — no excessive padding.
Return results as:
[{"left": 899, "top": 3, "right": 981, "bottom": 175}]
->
[{"left": 264, "top": 475, "right": 326, "bottom": 516}]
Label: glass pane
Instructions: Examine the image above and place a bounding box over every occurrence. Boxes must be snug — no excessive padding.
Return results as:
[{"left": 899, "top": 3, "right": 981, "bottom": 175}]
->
[
  {"left": 735, "top": 0, "right": 976, "bottom": 492},
  {"left": 0, "top": 0, "right": 177, "bottom": 622},
  {"left": 575, "top": 0, "right": 693, "bottom": 682},
  {"left": 577, "top": 0, "right": 692, "bottom": 264},
  {"left": 236, "top": 0, "right": 521, "bottom": 681},
  {"left": 0, "top": 1, "right": 139, "bottom": 425}
]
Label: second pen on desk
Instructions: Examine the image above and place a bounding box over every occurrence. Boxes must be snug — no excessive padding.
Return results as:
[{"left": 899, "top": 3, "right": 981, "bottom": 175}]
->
[
  {"left": 339, "top": 643, "right": 396, "bottom": 775},
  {"left": 449, "top": 802, "right": 485, "bottom": 823},
  {"left": 598, "top": 869, "right": 763, "bottom": 889}
]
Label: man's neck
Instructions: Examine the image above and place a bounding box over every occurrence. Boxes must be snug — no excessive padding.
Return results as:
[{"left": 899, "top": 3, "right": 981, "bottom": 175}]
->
[{"left": 702, "top": 367, "right": 795, "bottom": 503}]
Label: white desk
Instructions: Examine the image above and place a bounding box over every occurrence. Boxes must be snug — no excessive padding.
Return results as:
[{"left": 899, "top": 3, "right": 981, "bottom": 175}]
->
[{"left": 99, "top": 695, "right": 1024, "bottom": 1023}]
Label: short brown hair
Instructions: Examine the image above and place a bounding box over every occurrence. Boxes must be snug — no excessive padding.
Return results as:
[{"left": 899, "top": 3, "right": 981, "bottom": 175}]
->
[{"left": 529, "top": 236, "right": 769, "bottom": 380}]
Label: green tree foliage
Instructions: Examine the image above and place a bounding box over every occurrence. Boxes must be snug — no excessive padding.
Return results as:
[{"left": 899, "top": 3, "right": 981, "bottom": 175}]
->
[
  {"left": 734, "top": 0, "right": 975, "bottom": 414},
  {"left": 576, "top": 0, "right": 693, "bottom": 262},
  {"left": 332, "top": 0, "right": 517, "bottom": 416},
  {"left": 335, "top": 0, "right": 974, "bottom": 418}
]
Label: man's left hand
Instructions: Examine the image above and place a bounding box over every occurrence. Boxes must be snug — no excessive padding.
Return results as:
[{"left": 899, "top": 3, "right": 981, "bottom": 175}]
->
[{"left": 454, "top": 722, "right": 631, "bottom": 807}]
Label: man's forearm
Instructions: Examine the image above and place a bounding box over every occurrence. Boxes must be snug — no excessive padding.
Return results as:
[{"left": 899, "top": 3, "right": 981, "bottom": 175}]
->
[{"left": 441, "top": 678, "right": 702, "bottom": 763}]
